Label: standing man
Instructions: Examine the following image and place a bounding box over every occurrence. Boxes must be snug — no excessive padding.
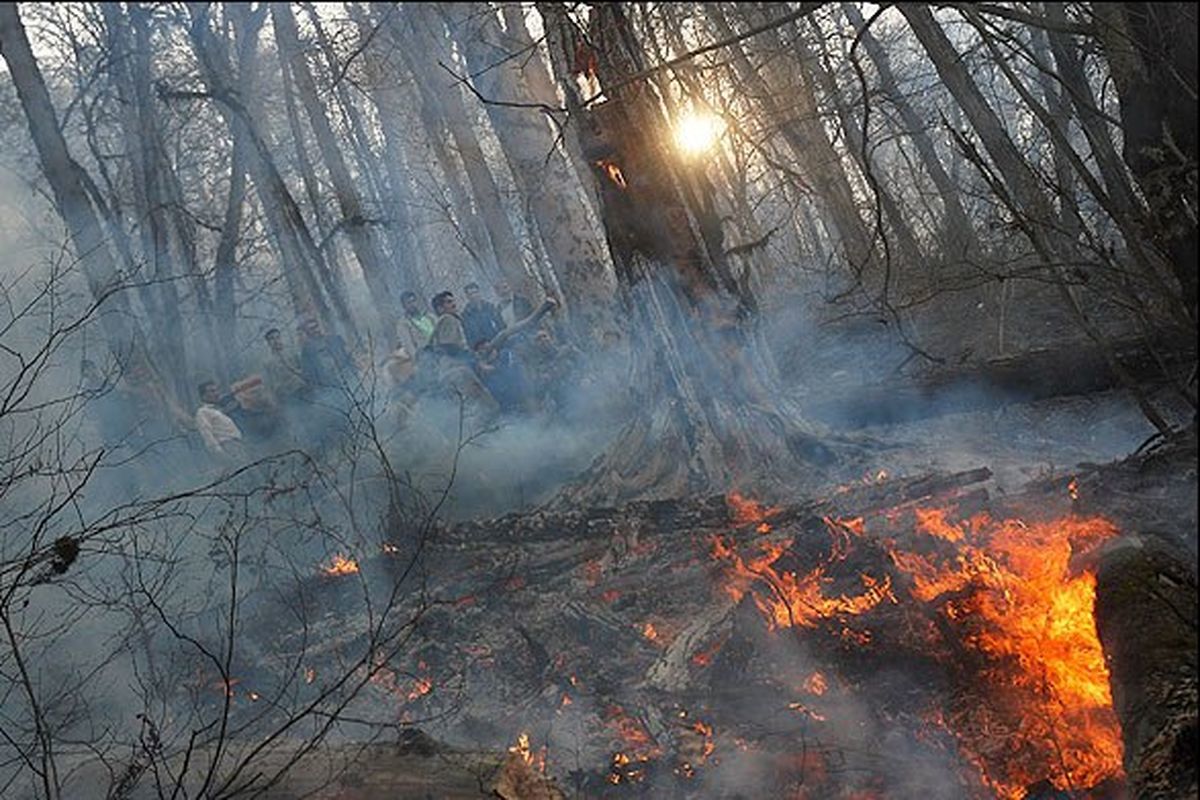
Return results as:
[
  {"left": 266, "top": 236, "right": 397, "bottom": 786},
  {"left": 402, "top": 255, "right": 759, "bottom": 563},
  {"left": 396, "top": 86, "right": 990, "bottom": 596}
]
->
[
  {"left": 461, "top": 282, "right": 505, "bottom": 348},
  {"left": 263, "top": 327, "right": 309, "bottom": 406},
  {"left": 297, "top": 317, "right": 355, "bottom": 391},
  {"left": 430, "top": 290, "right": 499, "bottom": 422},
  {"left": 494, "top": 278, "right": 534, "bottom": 328}
]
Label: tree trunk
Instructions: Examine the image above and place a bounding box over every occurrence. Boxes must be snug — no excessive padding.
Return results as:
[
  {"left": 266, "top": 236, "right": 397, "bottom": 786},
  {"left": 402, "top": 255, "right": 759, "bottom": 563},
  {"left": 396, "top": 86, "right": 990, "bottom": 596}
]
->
[
  {"left": 1094, "top": 535, "right": 1198, "bottom": 799},
  {"left": 399, "top": 6, "right": 535, "bottom": 300},
  {"left": 0, "top": 4, "right": 175, "bottom": 414},
  {"left": 535, "top": 3, "right": 838, "bottom": 503},
  {"left": 1091, "top": 3, "right": 1198, "bottom": 322},
  {"left": 450, "top": 3, "right": 617, "bottom": 340},
  {"left": 841, "top": 2, "right": 980, "bottom": 258},
  {"left": 271, "top": 3, "right": 397, "bottom": 332}
]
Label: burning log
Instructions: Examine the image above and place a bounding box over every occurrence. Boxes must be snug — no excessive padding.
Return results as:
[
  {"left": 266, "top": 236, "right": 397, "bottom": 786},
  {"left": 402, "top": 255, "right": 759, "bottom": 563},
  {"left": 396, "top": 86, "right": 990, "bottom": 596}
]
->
[
  {"left": 1094, "top": 535, "right": 1198, "bottom": 799},
  {"left": 242, "top": 457, "right": 1198, "bottom": 797}
]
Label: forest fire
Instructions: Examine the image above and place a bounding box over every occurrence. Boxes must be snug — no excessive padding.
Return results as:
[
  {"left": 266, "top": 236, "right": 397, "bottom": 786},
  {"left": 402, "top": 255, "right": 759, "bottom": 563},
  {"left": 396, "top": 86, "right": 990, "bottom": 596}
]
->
[
  {"left": 321, "top": 553, "right": 359, "bottom": 577},
  {"left": 595, "top": 158, "right": 628, "bottom": 189},
  {"left": 712, "top": 499, "right": 1125, "bottom": 796},
  {"left": 726, "top": 490, "right": 780, "bottom": 526}
]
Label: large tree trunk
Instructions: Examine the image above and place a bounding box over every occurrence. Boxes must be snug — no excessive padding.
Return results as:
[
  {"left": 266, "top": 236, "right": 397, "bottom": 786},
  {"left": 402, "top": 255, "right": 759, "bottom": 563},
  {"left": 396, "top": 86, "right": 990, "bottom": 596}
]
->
[
  {"left": 0, "top": 4, "right": 178, "bottom": 417},
  {"left": 450, "top": 3, "right": 617, "bottom": 340},
  {"left": 1094, "top": 535, "right": 1198, "bottom": 799},
  {"left": 1091, "top": 3, "right": 1198, "bottom": 322},
  {"left": 398, "top": 6, "right": 535, "bottom": 300},
  {"left": 535, "top": 3, "right": 838, "bottom": 503},
  {"left": 271, "top": 3, "right": 397, "bottom": 332}
]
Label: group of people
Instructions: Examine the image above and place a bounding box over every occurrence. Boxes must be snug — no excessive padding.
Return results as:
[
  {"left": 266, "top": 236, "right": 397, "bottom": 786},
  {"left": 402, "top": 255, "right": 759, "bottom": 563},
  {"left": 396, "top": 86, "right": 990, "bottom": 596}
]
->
[
  {"left": 82, "top": 279, "right": 616, "bottom": 480},
  {"left": 382, "top": 279, "right": 591, "bottom": 424}
]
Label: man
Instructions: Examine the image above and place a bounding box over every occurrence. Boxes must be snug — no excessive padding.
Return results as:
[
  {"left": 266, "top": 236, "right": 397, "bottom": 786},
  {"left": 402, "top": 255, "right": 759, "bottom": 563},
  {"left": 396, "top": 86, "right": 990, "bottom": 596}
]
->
[
  {"left": 524, "top": 323, "right": 583, "bottom": 416},
  {"left": 471, "top": 297, "right": 558, "bottom": 415},
  {"left": 399, "top": 290, "right": 436, "bottom": 354},
  {"left": 461, "top": 282, "right": 505, "bottom": 348},
  {"left": 263, "top": 327, "right": 309, "bottom": 406},
  {"left": 430, "top": 290, "right": 499, "bottom": 421},
  {"left": 195, "top": 380, "right": 245, "bottom": 461},
  {"left": 494, "top": 278, "right": 534, "bottom": 328},
  {"left": 298, "top": 317, "right": 355, "bottom": 390}
]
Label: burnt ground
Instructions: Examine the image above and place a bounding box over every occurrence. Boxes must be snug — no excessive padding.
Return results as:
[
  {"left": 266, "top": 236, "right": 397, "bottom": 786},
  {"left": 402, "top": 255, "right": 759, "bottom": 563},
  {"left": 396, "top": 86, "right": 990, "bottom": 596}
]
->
[{"left": 214, "top": 386, "right": 1198, "bottom": 800}]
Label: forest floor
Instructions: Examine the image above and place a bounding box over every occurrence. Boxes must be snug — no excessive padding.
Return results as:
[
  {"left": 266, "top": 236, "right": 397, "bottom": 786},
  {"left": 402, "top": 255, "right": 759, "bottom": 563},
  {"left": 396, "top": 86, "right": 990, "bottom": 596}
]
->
[{"left": 243, "top": 386, "right": 1195, "bottom": 799}]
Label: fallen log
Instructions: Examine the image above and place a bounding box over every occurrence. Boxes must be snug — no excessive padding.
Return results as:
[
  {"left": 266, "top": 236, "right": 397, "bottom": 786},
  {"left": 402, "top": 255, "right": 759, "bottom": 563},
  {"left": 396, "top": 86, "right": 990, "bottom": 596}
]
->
[
  {"left": 1094, "top": 534, "right": 1198, "bottom": 799},
  {"left": 807, "top": 336, "right": 1195, "bottom": 428}
]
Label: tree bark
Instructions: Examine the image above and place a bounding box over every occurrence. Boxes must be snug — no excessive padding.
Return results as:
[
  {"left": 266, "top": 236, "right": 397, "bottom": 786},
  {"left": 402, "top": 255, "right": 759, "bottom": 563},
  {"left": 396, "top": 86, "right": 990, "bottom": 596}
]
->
[
  {"left": 842, "top": 3, "right": 980, "bottom": 258},
  {"left": 450, "top": 3, "right": 617, "bottom": 340},
  {"left": 1091, "top": 3, "right": 1198, "bottom": 321},
  {"left": 0, "top": 4, "right": 174, "bottom": 412},
  {"left": 271, "top": 3, "right": 397, "bottom": 332},
  {"left": 1094, "top": 535, "right": 1198, "bottom": 799}
]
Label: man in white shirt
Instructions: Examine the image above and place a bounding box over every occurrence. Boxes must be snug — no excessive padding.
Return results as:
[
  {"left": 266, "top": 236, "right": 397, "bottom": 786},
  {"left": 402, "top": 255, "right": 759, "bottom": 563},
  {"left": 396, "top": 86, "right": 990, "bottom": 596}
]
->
[{"left": 195, "top": 381, "right": 244, "bottom": 462}]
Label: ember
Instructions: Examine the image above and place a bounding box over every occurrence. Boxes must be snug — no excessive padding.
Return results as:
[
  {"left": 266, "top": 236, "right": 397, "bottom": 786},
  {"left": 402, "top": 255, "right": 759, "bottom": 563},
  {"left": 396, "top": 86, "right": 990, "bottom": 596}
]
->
[
  {"left": 322, "top": 553, "right": 359, "bottom": 576},
  {"left": 594, "top": 159, "right": 627, "bottom": 189},
  {"left": 726, "top": 490, "right": 780, "bottom": 526}
]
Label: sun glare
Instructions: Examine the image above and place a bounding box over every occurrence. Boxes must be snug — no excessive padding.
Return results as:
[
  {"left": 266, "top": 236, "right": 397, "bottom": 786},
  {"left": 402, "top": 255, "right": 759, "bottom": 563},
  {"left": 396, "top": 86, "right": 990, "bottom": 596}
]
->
[{"left": 673, "top": 112, "right": 724, "bottom": 157}]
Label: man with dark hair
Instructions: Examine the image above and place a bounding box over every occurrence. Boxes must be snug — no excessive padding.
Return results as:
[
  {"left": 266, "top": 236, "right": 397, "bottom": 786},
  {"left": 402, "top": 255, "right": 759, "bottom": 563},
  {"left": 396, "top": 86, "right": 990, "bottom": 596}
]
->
[
  {"left": 297, "top": 316, "right": 355, "bottom": 390},
  {"left": 263, "top": 327, "right": 308, "bottom": 406},
  {"left": 461, "top": 281, "right": 505, "bottom": 347},
  {"left": 494, "top": 278, "right": 534, "bottom": 328},
  {"left": 399, "top": 290, "right": 436, "bottom": 354},
  {"left": 194, "top": 380, "right": 244, "bottom": 461},
  {"left": 430, "top": 290, "right": 499, "bottom": 421}
]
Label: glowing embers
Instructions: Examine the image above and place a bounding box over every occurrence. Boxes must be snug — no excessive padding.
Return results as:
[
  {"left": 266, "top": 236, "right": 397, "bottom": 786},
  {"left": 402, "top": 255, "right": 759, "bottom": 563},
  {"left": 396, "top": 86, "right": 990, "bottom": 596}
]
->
[
  {"left": 709, "top": 515, "right": 894, "bottom": 631},
  {"left": 594, "top": 158, "right": 627, "bottom": 189},
  {"left": 606, "top": 705, "right": 663, "bottom": 785},
  {"left": 726, "top": 490, "right": 780, "bottom": 529},
  {"left": 321, "top": 553, "right": 359, "bottom": 577}
]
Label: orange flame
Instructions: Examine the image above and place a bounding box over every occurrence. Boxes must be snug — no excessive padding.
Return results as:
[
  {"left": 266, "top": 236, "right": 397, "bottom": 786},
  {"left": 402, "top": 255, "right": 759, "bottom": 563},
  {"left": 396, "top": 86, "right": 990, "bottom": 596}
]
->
[
  {"left": 714, "top": 492, "right": 1124, "bottom": 795},
  {"left": 594, "top": 159, "right": 628, "bottom": 189},
  {"left": 894, "top": 507, "right": 1123, "bottom": 795},
  {"left": 726, "top": 491, "right": 780, "bottom": 526},
  {"left": 322, "top": 554, "right": 359, "bottom": 576},
  {"left": 710, "top": 535, "right": 893, "bottom": 630}
]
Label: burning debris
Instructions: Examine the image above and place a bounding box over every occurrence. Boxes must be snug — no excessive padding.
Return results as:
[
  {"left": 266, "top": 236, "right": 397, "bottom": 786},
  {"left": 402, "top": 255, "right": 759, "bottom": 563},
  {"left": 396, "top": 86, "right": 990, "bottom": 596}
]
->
[
  {"left": 321, "top": 553, "right": 360, "bottom": 577},
  {"left": 247, "top": 461, "right": 1193, "bottom": 798}
]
